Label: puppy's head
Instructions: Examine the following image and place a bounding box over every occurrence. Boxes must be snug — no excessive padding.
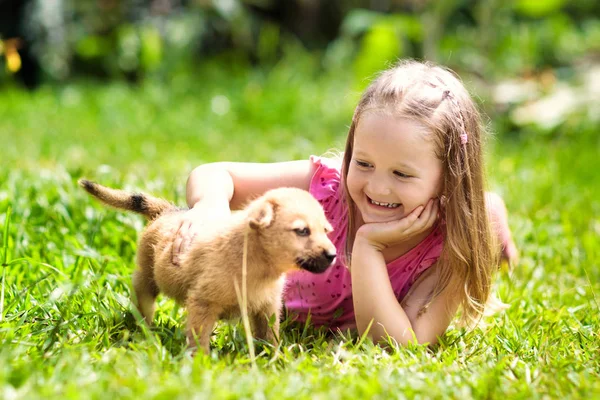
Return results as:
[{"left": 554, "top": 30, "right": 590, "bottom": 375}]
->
[{"left": 247, "top": 188, "right": 336, "bottom": 274}]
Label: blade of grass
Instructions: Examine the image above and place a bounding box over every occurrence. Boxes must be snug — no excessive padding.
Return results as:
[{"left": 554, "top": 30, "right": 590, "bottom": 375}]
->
[
  {"left": 355, "top": 318, "right": 374, "bottom": 349},
  {"left": 233, "top": 228, "right": 256, "bottom": 370},
  {"left": 583, "top": 265, "right": 599, "bottom": 313},
  {"left": 2, "top": 206, "right": 9, "bottom": 264},
  {"left": 1, "top": 206, "right": 11, "bottom": 322},
  {"left": 0, "top": 266, "right": 5, "bottom": 323}
]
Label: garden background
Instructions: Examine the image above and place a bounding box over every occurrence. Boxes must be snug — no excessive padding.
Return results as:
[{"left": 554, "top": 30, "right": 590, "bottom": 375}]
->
[{"left": 0, "top": 0, "right": 599, "bottom": 398}]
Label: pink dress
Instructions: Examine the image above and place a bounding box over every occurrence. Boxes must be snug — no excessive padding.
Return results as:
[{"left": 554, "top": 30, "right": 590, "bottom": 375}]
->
[{"left": 283, "top": 156, "right": 444, "bottom": 330}]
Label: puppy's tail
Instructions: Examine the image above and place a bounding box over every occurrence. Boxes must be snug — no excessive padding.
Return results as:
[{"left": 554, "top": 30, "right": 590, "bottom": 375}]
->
[{"left": 78, "top": 179, "right": 177, "bottom": 220}]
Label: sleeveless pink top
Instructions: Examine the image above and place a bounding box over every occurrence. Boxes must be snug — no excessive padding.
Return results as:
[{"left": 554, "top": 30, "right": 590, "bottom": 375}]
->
[{"left": 283, "top": 156, "right": 444, "bottom": 330}]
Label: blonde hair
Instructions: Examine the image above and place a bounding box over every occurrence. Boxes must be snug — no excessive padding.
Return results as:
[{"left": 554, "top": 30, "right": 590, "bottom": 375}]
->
[{"left": 341, "top": 59, "right": 497, "bottom": 324}]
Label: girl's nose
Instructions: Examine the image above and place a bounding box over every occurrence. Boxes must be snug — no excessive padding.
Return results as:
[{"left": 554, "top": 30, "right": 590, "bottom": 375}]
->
[{"left": 367, "top": 179, "right": 392, "bottom": 196}]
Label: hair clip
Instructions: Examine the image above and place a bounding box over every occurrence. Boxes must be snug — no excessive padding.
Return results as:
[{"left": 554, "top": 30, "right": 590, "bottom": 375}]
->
[
  {"left": 442, "top": 89, "right": 468, "bottom": 145},
  {"left": 460, "top": 130, "right": 468, "bottom": 145}
]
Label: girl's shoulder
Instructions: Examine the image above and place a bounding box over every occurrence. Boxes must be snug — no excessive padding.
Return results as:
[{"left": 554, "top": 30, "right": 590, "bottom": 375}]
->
[
  {"left": 308, "top": 155, "right": 348, "bottom": 242},
  {"left": 308, "top": 155, "right": 343, "bottom": 200}
]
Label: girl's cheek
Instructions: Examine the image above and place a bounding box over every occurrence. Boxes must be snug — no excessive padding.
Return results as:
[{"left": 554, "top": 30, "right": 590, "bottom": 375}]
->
[
  {"left": 346, "top": 173, "right": 363, "bottom": 201},
  {"left": 346, "top": 168, "right": 359, "bottom": 187}
]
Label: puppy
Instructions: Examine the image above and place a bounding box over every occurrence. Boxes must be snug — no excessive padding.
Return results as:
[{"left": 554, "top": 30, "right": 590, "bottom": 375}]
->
[{"left": 79, "top": 180, "right": 336, "bottom": 353}]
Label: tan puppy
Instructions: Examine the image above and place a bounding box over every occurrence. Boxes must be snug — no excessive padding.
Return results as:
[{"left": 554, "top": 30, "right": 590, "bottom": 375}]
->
[{"left": 79, "top": 179, "right": 336, "bottom": 353}]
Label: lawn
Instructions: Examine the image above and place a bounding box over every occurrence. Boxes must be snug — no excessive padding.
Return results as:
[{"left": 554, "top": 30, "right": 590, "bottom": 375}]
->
[{"left": 1, "top": 61, "right": 599, "bottom": 399}]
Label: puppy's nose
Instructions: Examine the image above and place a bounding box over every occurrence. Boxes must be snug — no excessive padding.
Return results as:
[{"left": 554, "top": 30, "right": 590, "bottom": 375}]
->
[{"left": 323, "top": 250, "right": 336, "bottom": 264}]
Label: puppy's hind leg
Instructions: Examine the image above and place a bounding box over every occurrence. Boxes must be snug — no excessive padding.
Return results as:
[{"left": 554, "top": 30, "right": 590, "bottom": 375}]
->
[{"left": 132, "top": 264, "right": 159, "bottom": 325}]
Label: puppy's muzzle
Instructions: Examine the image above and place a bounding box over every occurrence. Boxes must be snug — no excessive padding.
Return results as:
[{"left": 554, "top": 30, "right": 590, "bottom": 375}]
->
[{"left": 297, "top": 250, "right": 336, "bottom": 274}]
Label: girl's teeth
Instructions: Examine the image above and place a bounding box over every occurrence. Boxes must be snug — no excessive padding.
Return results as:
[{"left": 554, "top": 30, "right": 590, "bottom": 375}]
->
[{"left": 369, "top": 199, "right": 400, "bottom": 208}]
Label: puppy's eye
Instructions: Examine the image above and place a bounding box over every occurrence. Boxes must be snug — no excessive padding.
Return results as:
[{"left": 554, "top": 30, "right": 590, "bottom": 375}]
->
[{"left": 294, "top": 227, "right": 311, "bottom": 237}]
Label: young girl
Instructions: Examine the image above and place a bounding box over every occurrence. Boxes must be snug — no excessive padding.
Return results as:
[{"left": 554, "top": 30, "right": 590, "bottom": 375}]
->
[{"left": 172, "top": 59, "right": 517, "bottom": 346}]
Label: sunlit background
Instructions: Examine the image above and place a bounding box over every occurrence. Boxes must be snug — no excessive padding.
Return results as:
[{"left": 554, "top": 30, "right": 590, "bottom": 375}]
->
[
  {"left": 0, "top": 2, "right": 599, "bottom": 397},
  {"left": 1, "top": 0, "right": 598, "bottom": 172}
]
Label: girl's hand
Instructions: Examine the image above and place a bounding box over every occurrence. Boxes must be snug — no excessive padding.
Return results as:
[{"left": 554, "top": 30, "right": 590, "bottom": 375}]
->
[
  {"left": 355, "top": 198, "right": 439, "bottom": 251},
  {"left": 172, "top": 203, "right": 231, "bottom": 265}
]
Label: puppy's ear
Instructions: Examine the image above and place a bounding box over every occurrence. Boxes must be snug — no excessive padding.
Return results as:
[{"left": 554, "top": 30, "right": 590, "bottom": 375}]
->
[{"left": 248, "top": 200, "right": 274, "bottom": 230}]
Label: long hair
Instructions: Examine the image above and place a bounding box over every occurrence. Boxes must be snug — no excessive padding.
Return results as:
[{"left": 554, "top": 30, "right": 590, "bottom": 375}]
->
[{"left": 341, "top": 59, "right": 498, "bottom": 324}]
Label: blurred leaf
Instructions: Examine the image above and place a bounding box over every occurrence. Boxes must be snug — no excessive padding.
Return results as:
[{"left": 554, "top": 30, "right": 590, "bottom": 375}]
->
[
  {"left": 387, "top": 14, "right": 423, "bottom": 42},
  {"left": 353, "top": 21, "right": 402, "bottom": 88},
  {"left": 323, "top": 37, "right": 355, "bottom": 71},
  {"left": 340, "top": 9, "right": 382, "bottom": 37},
  {"left": 76, "top": 36, "right": 111, "bottom": 59},
  {"left": 141, "top": 26, "right": 163, "bottom": 71},
  {"left": 583, "top": 20, "right": 600, "bottom": 51},
  {"left": 212, "top": 0, "right": 242, "bottom": 21},
  {"left": 340, "top": 10, "right": 421, "bottom": 42},
  {"left": 117, "top": 25, "right": 141, "bottom": 72},
  {"left": 515, "top": 0, "right": 566, "bottom": 17},
  {"left": 257, "top": 22, "right": 280, "bottom": 63}
]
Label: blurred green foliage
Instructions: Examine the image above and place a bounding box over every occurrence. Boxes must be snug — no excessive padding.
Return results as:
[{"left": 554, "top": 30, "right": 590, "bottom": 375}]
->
[
  {"left": 0, "top": 0, "right": 598, "bottom": 136},
  {"left": 0, "top": 0, "right": 597, "bottom": 83},
  {"left": 0, "top": 3, "right": 599, "bottom": 397}
]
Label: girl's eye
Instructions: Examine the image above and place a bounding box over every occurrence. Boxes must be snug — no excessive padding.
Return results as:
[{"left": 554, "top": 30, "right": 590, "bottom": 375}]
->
[
  {"left": 355, "top": 160, "right": 371, "bottom": 168},
  {"left": 294, "top": 227, "right": 311, "bottom": 236},
  {"left": 394, "top": 171, "right": 411, "bottom": 178}
]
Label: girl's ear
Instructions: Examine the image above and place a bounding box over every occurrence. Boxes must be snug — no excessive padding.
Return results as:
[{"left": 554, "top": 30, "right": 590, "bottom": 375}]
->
[{"left": 248, "top": 200, "right": 274, "bottom": 229}]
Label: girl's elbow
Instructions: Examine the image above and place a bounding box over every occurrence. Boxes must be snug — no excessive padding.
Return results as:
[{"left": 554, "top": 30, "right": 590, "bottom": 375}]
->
[
  {"left": 356, "top": 320, "right": 409, "bottom": 347},
  {"left": 186, "top": 163, "right": 234, "bottom": 207},
  {"left": 189, "top": 162, "right": 228, "bottom": 178},
  {"left": 355, "top": 315, "right": 387, "bottom": 341},
  {"left": 375, "top": 332, "right": 437, "bottom": 348},
  {"left": 362, "top": 323, "right": 439, "bottom": 348},
  {"left": 410, "top": 327, "right": 442, "bottom": 347}
]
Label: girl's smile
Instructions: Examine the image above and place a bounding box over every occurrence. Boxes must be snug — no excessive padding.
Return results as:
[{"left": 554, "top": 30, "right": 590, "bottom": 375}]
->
[
  {"left": 366, "top": 195, "right": 401, "bottom": 209},
  {"left": 364, "top": 193, "right": 404, "bottom": 218}
]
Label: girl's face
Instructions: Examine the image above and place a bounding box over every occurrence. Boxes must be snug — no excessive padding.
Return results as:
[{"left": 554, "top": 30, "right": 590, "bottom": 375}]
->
[{"left": 347, "top": 112, "right": 443, "bottom": 225}]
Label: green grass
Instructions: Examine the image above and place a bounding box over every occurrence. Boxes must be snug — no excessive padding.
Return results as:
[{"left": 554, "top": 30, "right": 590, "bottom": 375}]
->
[{"left": 0, "top": 61, "right": 599, "bottom": 399}]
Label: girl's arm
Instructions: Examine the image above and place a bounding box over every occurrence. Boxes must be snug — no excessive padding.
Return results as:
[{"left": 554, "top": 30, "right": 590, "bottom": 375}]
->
[
  {"left": 351, "top": 240, "right": 459, "bottom": 345},
  {"left": 351, "top": 198, "right": 458, "bottom": 345},
  {"left": 173, "top": 160, "right": 316, "bottom": 264},
  {"left": 186, "top": 160, "right": 316, "bottom": 210}
]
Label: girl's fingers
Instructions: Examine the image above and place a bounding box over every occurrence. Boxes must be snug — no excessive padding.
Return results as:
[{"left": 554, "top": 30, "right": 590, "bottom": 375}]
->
[
  {"left": 359, "top": 198, "right": 441, "bottom": 248},
  {"left": 386, "top": 203, "right": 427, "bottom": 238},
  {"left": 397, "top": 205, "right": 422, "bottom": 231},
  {"left": 423, "top": 198, "right": 436, "bottom": 224},
  {"left": 172, "top": 221, "right": 184, "bottom": 254},
  {"left": 407, "top": 199, "right": 432, "bottom": 231},
  {"left": 427, "top": 199, "right": 440, "bottom": 228},
  {"left": 422, "top": 199, "right": 438, "bottom": 230},
  {"left": 409, "top": 198, "right": 438, "bottom": 234},
  {"left": 172, "top": 239, "right": 183, "bottom": 265},
  {"left": 182, "top": 220, "right": 194, "bottom": 237},
  {"left": 172, "top": 220, "right": 192, "bottom": 264},
  {"left": 181, "top": 222, "right": 196, "bottom": 252},
  {"left": 409, "top": 204, "right": 425, "bottom": 221}
]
